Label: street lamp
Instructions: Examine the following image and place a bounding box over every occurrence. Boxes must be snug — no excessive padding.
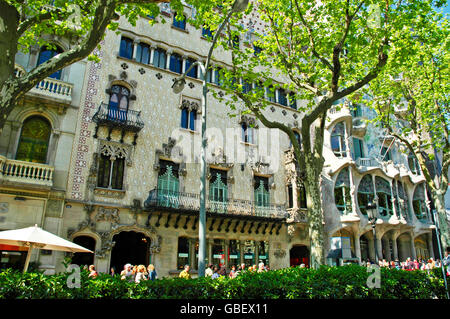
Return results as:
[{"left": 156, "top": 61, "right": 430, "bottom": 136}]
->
[
  {"left": 171, "top": 0, "right": 249, "bottom": 277},
  {"left": 366, "top": 200, "right": 379, "bottom": 264}
]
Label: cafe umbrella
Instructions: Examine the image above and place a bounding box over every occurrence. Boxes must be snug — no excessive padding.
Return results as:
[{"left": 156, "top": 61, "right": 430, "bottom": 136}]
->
[{"left": 0, "top": 224, "right": 93, "bottom": 272}]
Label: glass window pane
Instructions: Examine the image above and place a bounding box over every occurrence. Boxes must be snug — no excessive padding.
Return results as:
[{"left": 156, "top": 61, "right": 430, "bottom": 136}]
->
[{"left": 16, "top": 116, "right": 51, "bottom": 163}]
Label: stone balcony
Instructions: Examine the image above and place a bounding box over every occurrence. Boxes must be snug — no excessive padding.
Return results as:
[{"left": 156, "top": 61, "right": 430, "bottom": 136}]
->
[
  {"left": 0, "top": 156, "right": 54, "bottom": 189},
  {"left": 14, "top": 64, "right": 73, "bottom": 106}
]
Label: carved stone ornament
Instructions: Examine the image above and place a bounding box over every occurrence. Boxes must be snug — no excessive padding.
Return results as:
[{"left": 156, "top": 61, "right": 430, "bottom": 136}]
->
[
  {"left": 274, "top": 249, "right": 286, "bottom": 259},
  {"left": 239, "top": 114, "right": 259, "bottom": 128},
  {"left": 99, "top": 139, "right": 133, "bottom": 166},
  {"left": 95, "top": 207, "right": 120, "bottom": 225},
  {"left": 153, "top": 137, "right": 184, "bottom": 171},
  {"left": 180, "top": 97, "right": 201, "bottom": 114}
]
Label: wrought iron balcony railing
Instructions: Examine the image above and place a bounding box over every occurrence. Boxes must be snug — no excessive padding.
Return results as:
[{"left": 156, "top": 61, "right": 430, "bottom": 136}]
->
[
  {"left": 92, "top": 102, "right": 144, "bottom": 132},
  {"left": 144, "top": 189, "right": 288, "bottom": 220}
]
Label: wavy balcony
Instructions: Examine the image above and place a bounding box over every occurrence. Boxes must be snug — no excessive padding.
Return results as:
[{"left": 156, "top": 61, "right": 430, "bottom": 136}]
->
[
  {"left": 0, "top": 156, "right": 54, "bottom": 188},
  {"left": 144, "top": 189, "right": 288, "bottom": 220}
]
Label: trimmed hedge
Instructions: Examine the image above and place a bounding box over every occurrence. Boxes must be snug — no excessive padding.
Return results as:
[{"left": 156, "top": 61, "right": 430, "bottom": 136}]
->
[{"left": 0, "top": 265, "right": 447, "bottom": 299}]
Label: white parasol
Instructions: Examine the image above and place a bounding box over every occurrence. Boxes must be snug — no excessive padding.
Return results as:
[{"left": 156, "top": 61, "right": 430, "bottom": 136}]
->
[{"left": 0, "top": 224, "right": 93, "bottom": 272}]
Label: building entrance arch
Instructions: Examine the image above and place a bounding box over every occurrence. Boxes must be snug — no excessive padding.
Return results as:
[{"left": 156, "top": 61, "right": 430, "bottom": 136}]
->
[
  {"left": 289, "top": 245, "right": 309, "bottom": 267},
  {"left": 110, "top": 231, "right": 151, "bottom": 272}
]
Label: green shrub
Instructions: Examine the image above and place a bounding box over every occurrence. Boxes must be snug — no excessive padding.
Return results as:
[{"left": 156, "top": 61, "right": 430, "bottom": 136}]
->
[{"left": 0, "top": 265, "right": 447, "bottom": 299}]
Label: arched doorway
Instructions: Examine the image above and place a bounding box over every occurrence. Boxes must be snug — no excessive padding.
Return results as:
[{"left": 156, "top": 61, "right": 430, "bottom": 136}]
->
[
  {"left": 110, "top": 231, "right": 151, "bottom": 272},
  {"left": 71, "top": 236, "right": 96, "bottom": 267},
  {"left": 290, "top": 245, "right": 309, "bottom": 267}
]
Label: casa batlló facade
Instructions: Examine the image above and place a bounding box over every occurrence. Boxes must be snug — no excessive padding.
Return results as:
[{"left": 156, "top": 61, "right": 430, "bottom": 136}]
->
[{"left": 0, "top": 3, "right": 442, "bottom": 276}]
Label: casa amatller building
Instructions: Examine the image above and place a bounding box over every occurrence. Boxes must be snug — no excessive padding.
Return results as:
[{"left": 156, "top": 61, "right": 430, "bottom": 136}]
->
[{"left": 0, "top": 3, "right": 445, "bottom": 277}]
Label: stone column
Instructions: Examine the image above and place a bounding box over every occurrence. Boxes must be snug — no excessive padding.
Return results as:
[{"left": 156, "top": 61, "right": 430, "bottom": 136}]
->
[
  {"left": 368, "top": 237, "right": 375, "bottom": 261},
  {"left": 188, "top": 238, "right": 196, "bottom": 269},
  {"left": 132, "top": 39, "right": 140, "bottom": 60},
  {"left": 427, "top": 233, "right": 435, "bottom": 259},
  {"left": 376, "top": 237, "right": 383, "bottom": 261},
  {"left": 166, "top": 50, "right": 172, "bottom": 70},
  {"left": 150, "top": 45, "right": 156, "bottom": 65},
  {"left": 390, "top": 180, "right": 398, "bottom": 219},
  {"left": 182, "top": 55, "right": 187, "bottom": 74},
  {"left": 392, "top": 234, "right": 399, "bottom": 261},
  {"left": 354, "top": 233, "right": 362, "bottom": 263},
  {"left": 224, "top": 240, "right": 230, "bottom": 269},
  {"left": 410, "top": 234, "right": 417, "bottom": 260},
  {"left": 7, "top": 121, "right": 21, "bottom": 159},
  {"left": 207, "top": 239, "right": 213, "bottom": 266}
]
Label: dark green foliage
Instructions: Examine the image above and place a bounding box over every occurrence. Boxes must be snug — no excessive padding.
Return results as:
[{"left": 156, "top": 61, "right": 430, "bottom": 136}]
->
[{"left": 0, "top": 265, "right": 447, "bottom": 299}]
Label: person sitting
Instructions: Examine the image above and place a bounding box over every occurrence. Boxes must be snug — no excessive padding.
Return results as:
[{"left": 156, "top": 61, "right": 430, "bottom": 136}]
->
[{"left": 88, "top": 264, "right": 98, "bottom": 278}]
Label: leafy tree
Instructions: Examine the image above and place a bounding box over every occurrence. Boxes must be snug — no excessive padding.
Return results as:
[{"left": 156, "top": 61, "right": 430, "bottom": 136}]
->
[
  {"left": 0, "top": 0, "right": 185, "bottom": 130},
  {"left": 195, "top": 0, "right": 439, "bottom": 267},
  {"left": 366, "top": 8, "right": 450, "bottom": 248}
]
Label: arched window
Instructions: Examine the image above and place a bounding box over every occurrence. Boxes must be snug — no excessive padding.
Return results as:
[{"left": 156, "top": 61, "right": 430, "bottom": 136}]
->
[
  {"left": 331, "top": 122, "right": 347, "bottom": 158},
  {"left": 38, "top": 45, "right": 63, "bottom": 79},
  {"left": 254, "top": 176, "right": 270, "bottom": 215},
  {"left": 157, "top": 160, "right": 180, "bottom": 208},
  {"left": 396, "top": 181, "right": 409, "bottom": 219},
  {"left": 108, "top": 85, "right": 130, "bottom": 121},
  {"left": 334, "top": 167, "right": 352, "bottom": 214},
  {"left": 209, "top": 168, "right": 228, "bottom": 206},
  {"left": 357, "top": 175, "right": 374, "bottom": 215},
  {"left": 375, "top": 176, "right": 392, "bottom": 217},
  {"left": 413, "top": 183, "right": 428, "bottom": 220},
  {"left": 172, "top": 12, "right": 186, "bottom": 30},
  {"left": 16, "top": 116, "right": 51, "bottom": 164},
  {"left": 97, "top": 154, "right": 125, "bottom": 190}
]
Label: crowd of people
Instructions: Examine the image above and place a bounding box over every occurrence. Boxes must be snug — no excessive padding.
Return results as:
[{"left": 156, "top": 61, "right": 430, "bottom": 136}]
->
[
  {"left": 83, "top": 250, "right": 450, "bottom": 282},
  {"left": 178, "top": 262, "right": 270, "bottom": 279}
]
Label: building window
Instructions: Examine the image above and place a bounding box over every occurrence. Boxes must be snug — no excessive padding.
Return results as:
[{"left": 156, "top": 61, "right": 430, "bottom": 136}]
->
[
  {"left": 357, "top": 175, "right": 374, "bottom": 216},
  {"left": 108, "top": 85, "right": 130, "bottom": 121},
  {"left": 157, "top": 160, "right": 179, "bottom": 207},
  {"left": 232, "top": 35, "right": 239, "bottom": 49},
  {"left": 169, "top": 53, "right": 183, "bottom": 74},
  {"left": 288, "top": 184, "right": 293, "bottom": 208},
  {"left": 381, "top": 146, "right": 392, "bottom": 161},
  {"left": 185, "top": 58, "right": 198, "bottom": 78},
  {"left": 331, "top": 122, "right": 347, "bottom": 158},
  {"left": 413, "top": 184, "right": 428, "bottom": 220},
  {"left": 172, "top": 12, "right": 186, "bottom": 30},
  {"left": 396, "top": 181, "right": 409, "bottom": 219},
  {"left": 298, "top": 183, "right": 307, "bottom": 209},
  {"left": 119, "top": 37, "right": 134, "bottom": 60},
  {"left": 181, "top": 107, "right": 196, "bottom": 131},
  {"left": 253, "top": 44, "right": 263, "bottom": 56},
  {"left": 153, "top": 48, "right": 167, "bottom": 69},
  {"left": 278, "top": 89, "right": 288, "bottom": 106},
  {"left": 214, "top": 67, "right": 223, "bottom": 86},
  {"left": 408, "top": 152, "right": 420, "bottom": 175},
  {"left": 351, "top": 104, "right": 363, "bottom": 117},
  {"left": 97, "top": 154, "right": 125, "bottom": 190},
  {"left": 375, "top": 176, "right": 392, "bottom": 217},
  {"left": 177, "top": 237, "right": 189, "bottom": 270},
  {"left": 16, "top": 116, "right": 51, "bottom": 164},
  {"left": 209, "top": 168, "right": 228, "bottom": 207},
  {"left": 266, "top": 85, "right": 276, "bottom": 103},
  {"left": 254, "top": 176, "right": 270, "bottom": 216},
  {"left": 258, "top": 241, "right": 269, "bottom": 265},
  {"left": 136, "top": 43, "right": 150, "bottom": 64},
  {"left": 212, "top": 239, "right": 225, "bottom": 267},
  {"left": 38, "top": 46, "right": 63, "bottom": 79},
  {"left": 228, "top": 240, "right": 240, "bottom": 265},
  {"left": 202, "top": 26, "right": 213, "bottom": 39},
  {"left": 242, "top": 79, "right": 252, "bottom": 94},
  {"left": 334, "top": 167, "right": 352, "bottom": 214},
  {"left": 241, "top": 122, "right": 255, "bottom": 144},
  {"left": 352, "top": 138, "right": 364, "bottom": 160}
]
